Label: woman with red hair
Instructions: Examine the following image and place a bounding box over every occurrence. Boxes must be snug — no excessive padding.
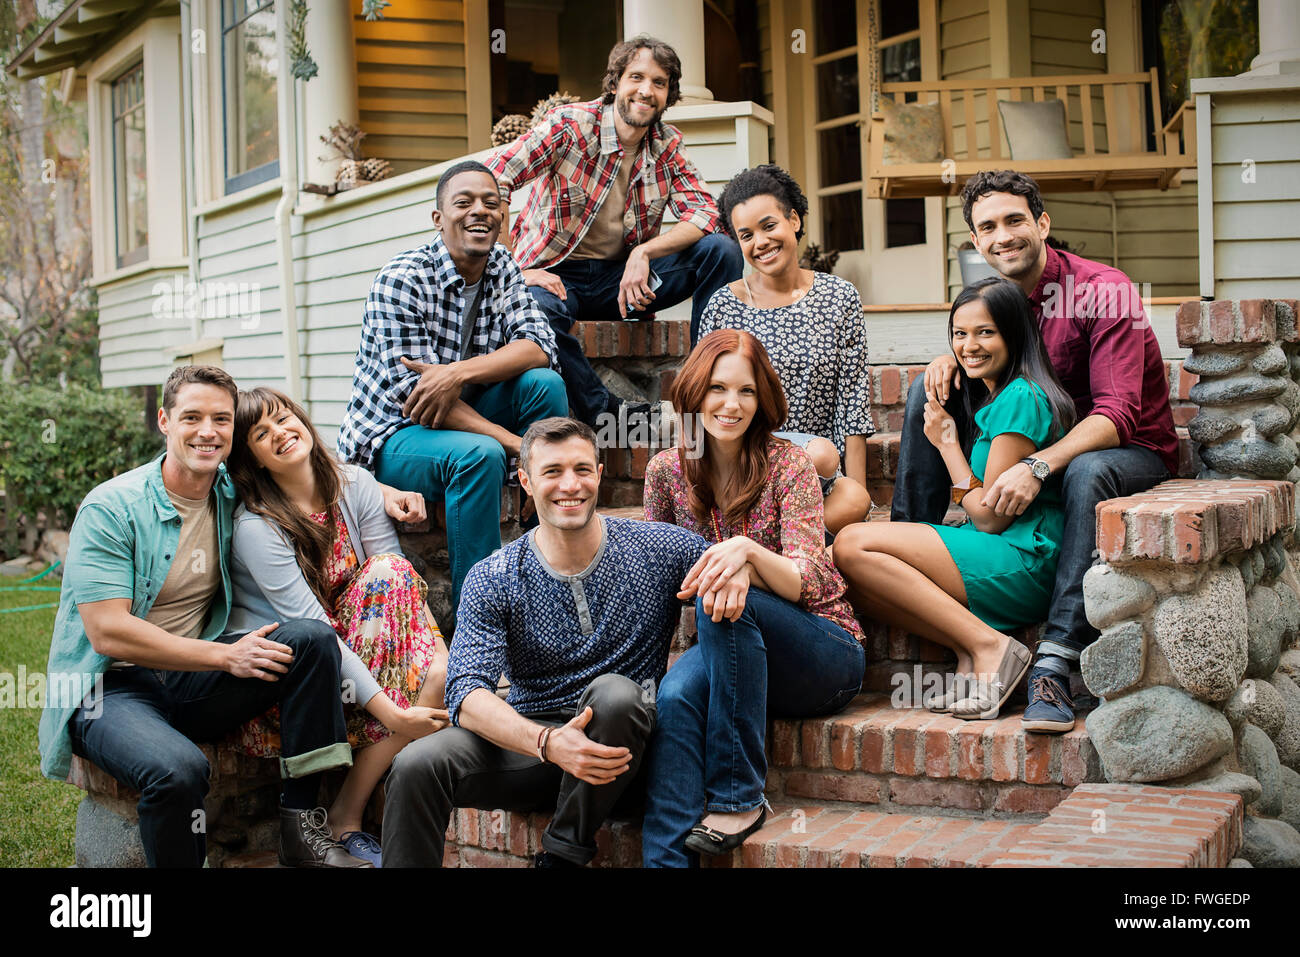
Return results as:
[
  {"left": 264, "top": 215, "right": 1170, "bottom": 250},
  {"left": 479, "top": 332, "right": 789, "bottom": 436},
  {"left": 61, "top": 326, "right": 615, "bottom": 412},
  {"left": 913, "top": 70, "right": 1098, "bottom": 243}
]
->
[{"left": 640, "top": 329, "right": 866, "bottom": 866}]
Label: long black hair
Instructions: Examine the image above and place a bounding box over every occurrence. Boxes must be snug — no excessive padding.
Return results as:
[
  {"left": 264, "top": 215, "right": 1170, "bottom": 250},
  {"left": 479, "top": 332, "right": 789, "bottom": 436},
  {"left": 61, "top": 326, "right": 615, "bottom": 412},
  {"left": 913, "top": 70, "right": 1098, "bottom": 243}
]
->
[{"left": 950, "top": 277, "right": 1076, "bottom": 443}]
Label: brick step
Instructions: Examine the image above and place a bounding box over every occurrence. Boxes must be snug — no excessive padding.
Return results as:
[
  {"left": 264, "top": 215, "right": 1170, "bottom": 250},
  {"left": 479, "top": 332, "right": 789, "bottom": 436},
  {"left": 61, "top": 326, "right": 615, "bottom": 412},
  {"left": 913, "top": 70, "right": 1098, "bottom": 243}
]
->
[
  {"left": 766, "top": 693, "right": 1101, "bottom": 816},
  {"left": 443, "top": 784, "right": 1243, "bottom": 868}
]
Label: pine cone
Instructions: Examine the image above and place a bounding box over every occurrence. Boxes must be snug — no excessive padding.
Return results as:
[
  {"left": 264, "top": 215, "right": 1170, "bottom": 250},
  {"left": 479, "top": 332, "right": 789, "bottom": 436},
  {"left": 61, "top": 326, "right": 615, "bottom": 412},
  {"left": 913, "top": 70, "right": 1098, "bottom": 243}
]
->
[
  {"left": 491, "top": 114, "right": 531, "bottom": 146},
  {"left": 529, "top": 91, "right": 581, "bottom": 128},
  {"left": 336, "top": 159, "right": 362, "bottom": 190},
  {"left": 799, "top": 242, "right": 841, "bottom": 273},
  {"left": 360, "top": 157, "right": 391, "bottom": 181}
]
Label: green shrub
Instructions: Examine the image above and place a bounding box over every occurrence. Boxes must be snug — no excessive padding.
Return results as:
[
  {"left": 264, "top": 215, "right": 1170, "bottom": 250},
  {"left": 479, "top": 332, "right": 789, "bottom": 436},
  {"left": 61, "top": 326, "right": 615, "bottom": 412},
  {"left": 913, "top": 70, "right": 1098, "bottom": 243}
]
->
[{"left": 0, "top": 384, "right": 162, "bottom": 545}]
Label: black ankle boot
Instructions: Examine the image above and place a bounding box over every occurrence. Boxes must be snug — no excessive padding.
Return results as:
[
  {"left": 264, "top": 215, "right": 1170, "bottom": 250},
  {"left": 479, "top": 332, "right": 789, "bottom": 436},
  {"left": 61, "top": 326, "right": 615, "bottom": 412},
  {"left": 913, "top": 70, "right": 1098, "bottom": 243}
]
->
[
  {"left": 279, "top": 807, "right": 373, "bottom": 868},
  {"left": 533, "top": 851, "right": 582, "bottom": 868}
]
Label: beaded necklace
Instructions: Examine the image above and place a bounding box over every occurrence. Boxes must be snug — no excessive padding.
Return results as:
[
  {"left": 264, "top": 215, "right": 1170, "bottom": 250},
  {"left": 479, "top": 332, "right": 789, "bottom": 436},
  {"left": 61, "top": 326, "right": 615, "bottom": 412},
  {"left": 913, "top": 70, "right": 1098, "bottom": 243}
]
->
[{"left": 709, "top": 506, "right": 747, "bottom": 543}]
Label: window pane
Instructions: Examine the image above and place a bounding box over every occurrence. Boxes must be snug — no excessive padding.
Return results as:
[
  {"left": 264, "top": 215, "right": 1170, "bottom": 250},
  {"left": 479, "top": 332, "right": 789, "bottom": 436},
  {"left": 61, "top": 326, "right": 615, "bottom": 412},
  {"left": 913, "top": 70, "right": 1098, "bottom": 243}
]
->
[
  {"left": 885, "top": 198, "right": 926, "bottom": 248},
  {"left": 881, "top": 2, "right": 920, "bottom": 40},
  {"left": 881, "top": 38, "right": 922, "bottom": 84},
  {"left": 816, "top": 56, "right": 860, "bottom": 121},
  {"left": 1154, "top": 0, "right": 1257, "bottom": 123},
  {"left": 814, "top": 0, "right": 856, "bottom": 56},
  {"left": 818, "top": 124, "right": 862, "bottom": 187},
  {"left": 113, "top": 64, "right": 147, "bottom": 264},
  {"left": 224, "top": 3, "right": 278, "bottom": 184},
  {"left": 821, "top": 191, "right": 863, "bottom": 252}
]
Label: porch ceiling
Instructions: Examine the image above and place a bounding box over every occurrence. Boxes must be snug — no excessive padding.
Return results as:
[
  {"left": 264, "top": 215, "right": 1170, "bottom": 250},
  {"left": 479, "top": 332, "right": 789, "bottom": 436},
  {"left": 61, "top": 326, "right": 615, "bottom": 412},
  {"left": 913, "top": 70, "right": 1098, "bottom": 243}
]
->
[{"left": 6, "top": 0, "right": 180, "bottom": 80}]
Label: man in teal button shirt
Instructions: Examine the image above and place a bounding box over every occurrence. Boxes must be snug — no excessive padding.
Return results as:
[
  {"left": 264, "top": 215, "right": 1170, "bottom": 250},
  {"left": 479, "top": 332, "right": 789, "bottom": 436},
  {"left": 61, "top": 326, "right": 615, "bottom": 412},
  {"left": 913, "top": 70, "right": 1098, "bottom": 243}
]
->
[{"left": 39, "top": 365, "right": 369, "bottom": 867}]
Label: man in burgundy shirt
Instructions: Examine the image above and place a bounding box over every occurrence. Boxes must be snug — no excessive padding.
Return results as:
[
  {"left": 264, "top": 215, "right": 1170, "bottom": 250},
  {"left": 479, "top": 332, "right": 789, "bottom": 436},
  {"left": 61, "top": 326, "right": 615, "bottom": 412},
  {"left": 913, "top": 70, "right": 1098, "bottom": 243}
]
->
[{"left": 892, "top": 170, "right": 1178, "bottom": 733}]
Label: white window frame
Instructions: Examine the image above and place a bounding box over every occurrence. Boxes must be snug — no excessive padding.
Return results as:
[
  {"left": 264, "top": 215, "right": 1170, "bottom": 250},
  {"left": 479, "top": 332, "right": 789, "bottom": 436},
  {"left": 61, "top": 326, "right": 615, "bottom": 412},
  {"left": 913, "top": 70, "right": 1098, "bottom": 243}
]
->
[
  {"left": 87, "top": 18, "right": 188, "bottom": 283},
  {"left": 800, "top": 0, "right": 946, "bottom": 304},
  {"left": 110, "top": 59, "right": 149, "bottom": 269},
  {"left": 218, "top": 0, "right": 280, "bottom": 195}
]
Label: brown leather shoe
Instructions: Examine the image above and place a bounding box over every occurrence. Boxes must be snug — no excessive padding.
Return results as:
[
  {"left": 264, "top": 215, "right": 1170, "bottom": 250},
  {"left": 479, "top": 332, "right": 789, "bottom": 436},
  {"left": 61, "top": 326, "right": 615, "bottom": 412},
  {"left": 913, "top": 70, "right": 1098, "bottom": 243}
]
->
[{"left": 278, "top": 807, "right": 373, "bottom": 868}]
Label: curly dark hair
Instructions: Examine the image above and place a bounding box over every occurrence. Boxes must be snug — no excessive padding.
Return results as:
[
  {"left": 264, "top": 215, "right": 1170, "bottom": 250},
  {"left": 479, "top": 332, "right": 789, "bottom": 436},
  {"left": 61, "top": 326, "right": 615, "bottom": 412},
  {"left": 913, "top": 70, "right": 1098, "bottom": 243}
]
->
[
  {"left": 717, "top": 164, "right": 810, "bottom": 241},
  {"left": 601, "top": 35, "right": 682, "bottom": 109},
  {"left": 960, "top": 169, "right": 1046, "bottom": 233}
]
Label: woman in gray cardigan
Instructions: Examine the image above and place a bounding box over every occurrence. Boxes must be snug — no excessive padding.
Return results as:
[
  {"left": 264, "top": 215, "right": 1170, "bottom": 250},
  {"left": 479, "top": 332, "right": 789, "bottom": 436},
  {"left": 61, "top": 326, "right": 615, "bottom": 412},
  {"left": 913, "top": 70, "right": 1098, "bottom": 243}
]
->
[{"left": 226, "top": 387, "right": 449, "bottom": 867}]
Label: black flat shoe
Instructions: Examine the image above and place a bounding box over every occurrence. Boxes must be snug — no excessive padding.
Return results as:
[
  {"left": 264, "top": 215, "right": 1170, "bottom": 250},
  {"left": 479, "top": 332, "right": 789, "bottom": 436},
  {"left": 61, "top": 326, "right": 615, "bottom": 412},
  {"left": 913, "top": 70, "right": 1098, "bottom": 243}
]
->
[{"left": 683, "top": 806, "right": 768, "bottom": 857}]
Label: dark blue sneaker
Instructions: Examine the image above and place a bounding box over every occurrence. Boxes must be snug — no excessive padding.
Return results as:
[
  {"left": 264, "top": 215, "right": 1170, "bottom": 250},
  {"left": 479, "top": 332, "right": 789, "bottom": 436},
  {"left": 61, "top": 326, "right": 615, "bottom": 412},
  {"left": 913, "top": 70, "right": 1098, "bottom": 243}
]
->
[
  {"left": 1021, "top": 666, "right": 1075, "bottom": 733},
  {"left": 339, "top": 830, "right": 383, "bottom": 867}
]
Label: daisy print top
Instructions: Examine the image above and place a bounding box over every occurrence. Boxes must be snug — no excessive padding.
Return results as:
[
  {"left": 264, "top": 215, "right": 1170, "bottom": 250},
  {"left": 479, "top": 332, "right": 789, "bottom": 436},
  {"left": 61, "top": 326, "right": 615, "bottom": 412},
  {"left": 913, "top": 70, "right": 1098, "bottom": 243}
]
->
[{"left": 698, "top": 271, "right": 875, "bottom": 455}]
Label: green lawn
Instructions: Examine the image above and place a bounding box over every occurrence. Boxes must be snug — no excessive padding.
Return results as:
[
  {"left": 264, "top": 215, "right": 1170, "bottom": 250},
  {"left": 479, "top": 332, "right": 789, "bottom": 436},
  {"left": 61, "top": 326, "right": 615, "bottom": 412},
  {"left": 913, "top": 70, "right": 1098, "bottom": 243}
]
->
[{"left": 0, "top": 571, "right": 77, "bottom": 867}]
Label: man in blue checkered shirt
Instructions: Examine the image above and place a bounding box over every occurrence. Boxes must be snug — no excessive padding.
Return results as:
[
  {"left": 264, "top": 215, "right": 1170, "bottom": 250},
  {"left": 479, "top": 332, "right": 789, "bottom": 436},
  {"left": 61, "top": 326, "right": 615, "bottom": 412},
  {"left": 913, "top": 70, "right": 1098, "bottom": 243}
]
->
[{"left": 337, "top": 161, "right": 569, "bottom": 621}]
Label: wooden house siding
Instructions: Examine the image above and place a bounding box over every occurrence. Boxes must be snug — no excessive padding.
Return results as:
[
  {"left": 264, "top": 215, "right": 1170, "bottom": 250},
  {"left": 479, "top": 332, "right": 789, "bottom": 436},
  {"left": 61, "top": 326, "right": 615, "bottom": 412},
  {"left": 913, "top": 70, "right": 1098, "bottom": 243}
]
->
[
  {"left": 1205, "top": 90, "right": 1300, "bottom": 300},
  {"left": 1114, "top": 184, "right": 1199, "bottom": 297},
  {"left": 1029, "top": 0, "right": 1106, "bottom": 75},
  {"left": 352, "top": 0, "right": 470, "bottom": 176},
  {"left": 96, "top": 268, "right": 192, "bottom": 388},
  {"left": 1028, "top": 0, "right": 1109, "bottom": 153},
  {"left": 192, "top": 194, "right": 284, "bottom": 385}
]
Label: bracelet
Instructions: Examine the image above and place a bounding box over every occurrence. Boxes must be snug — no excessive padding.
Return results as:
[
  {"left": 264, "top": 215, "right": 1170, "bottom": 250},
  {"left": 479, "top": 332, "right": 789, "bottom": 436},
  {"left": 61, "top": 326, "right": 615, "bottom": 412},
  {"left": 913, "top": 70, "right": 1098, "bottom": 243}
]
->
[
  {"left": 536, "top": 725, "right": 547, "bottom": 761},
  {"left": 950, "top": 473, "right": 983, "bottom": 505},
  {"left": 539, "top": 726, "right": 554, "bottom": 764}
]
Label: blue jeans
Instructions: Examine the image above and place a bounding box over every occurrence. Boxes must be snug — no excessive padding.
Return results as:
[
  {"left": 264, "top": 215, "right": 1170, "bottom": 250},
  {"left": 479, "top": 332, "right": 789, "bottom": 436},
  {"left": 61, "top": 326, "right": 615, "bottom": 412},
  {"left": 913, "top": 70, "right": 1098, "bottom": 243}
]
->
[
  {"left": 891, "top": 375, "right": 1170, "bottom": 658},
  {"left": 527, "top": 234, "right": 743, "bottom": 425},
  {"left": 372, "top": 367, "right": 567, "bottom": 618},
  {"left": 67, "top": 620, "right": 350, "bottom": 867},
  {"left": 641, "top": 589, "right": 865, "bottom": 867}
]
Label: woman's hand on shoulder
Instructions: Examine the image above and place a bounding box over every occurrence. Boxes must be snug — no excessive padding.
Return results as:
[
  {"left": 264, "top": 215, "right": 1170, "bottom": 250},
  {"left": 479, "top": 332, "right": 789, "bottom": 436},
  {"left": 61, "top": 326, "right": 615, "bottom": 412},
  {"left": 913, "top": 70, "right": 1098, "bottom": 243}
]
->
[{"left": 924, "top": 354, "right": 961, "bottom": 404}]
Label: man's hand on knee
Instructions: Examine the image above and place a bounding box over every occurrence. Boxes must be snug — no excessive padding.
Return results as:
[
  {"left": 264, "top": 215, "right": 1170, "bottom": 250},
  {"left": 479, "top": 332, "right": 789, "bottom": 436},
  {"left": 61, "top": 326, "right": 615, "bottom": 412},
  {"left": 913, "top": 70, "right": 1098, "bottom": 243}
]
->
[
  {"left": 545, "top": 706, "right": 632, "bottom": 785},
  {"left": 618, "top": 249, "right": 655, "bottom": 318},
  {"left": 225, "top": 623, "right": 293, "bottom": 681}
]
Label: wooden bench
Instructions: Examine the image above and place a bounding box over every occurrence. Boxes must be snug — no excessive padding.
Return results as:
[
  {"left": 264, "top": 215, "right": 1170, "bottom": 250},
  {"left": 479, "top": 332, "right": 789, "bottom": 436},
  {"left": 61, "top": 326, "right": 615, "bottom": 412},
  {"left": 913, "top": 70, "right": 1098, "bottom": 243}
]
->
[{"left": 868, "top": 70, "right": 1194, "bottom": 197}]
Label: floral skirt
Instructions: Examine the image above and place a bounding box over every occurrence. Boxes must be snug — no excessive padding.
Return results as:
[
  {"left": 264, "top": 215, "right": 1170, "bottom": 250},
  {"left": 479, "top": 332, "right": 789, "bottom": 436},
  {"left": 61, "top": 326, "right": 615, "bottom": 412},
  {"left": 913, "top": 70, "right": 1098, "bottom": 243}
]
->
[{"left": 229, "top": 554, "right": 441, "bottom": 755}]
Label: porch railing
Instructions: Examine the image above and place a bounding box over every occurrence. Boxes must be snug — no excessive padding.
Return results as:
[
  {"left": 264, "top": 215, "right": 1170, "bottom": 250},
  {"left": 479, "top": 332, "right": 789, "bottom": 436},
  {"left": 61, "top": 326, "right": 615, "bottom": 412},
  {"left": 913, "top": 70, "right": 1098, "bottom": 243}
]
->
[{"left": 868, "top": 69, "right": 1195, "bottom": 198}]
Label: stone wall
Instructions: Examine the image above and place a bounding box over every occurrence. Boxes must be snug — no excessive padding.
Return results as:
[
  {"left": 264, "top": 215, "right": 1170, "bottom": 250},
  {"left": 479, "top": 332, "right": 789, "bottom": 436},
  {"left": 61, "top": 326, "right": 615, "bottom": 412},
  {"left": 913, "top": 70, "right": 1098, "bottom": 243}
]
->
[
  {"left": 1081, "top": 479, "right": 1300, "bottom": 866},
  {"left": 1177, "top": 299, "right": 1300, "bottom": 481},
  {"left": 1081, "top": 298, "right": 1300, "bottom": 867}
]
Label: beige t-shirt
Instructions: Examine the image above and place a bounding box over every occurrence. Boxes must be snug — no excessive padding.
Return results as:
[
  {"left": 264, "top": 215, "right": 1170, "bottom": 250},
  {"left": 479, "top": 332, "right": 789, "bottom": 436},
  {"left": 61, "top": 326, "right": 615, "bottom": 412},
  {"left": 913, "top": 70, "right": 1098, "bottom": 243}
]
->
[
  {"left": 569, "top": 148, "right": 636, "bottom": 261},
  {"left": 145, "top": 489, "right": 220, "bottom": 639}
]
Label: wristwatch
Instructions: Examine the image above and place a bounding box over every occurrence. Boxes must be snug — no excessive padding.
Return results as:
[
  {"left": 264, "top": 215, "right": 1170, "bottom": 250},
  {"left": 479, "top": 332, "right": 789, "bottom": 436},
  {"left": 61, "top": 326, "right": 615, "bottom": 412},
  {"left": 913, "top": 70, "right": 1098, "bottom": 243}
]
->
[{"left": 1021, "top": 457, "right": 1051, "bottom": 482}]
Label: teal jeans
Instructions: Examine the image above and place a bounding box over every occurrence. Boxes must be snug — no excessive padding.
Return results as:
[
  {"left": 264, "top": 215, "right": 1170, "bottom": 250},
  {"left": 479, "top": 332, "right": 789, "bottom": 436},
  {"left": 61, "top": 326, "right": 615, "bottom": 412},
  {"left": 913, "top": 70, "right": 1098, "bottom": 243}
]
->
[{"left": 372, "top": 368, "right": 567, "bottom": 621}]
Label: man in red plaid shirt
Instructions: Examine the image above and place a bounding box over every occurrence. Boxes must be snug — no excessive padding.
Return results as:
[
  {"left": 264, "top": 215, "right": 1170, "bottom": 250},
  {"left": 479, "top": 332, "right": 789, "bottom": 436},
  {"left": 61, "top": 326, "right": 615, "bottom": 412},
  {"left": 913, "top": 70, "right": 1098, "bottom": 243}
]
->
[{"left": 486, "top": 35, "right": 742, "bottom": 427}]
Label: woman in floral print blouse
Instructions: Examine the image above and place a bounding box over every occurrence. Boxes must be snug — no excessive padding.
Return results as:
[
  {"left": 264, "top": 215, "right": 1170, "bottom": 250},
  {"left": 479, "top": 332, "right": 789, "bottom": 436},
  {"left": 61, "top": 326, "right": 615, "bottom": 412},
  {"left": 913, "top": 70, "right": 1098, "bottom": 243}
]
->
[
  {"left": 640, "top": 329, "right": 866, "bottom": 866},
  {"left": 225, "top": 387, "right": 449, "bottom": 867}
]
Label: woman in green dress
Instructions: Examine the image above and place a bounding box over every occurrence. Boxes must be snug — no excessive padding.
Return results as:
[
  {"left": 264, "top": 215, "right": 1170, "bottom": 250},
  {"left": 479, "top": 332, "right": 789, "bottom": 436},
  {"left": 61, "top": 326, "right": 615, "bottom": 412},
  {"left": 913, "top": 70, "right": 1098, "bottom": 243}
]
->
[{"left": 834, "top": 277, "right": 1076, "bottom": 720}]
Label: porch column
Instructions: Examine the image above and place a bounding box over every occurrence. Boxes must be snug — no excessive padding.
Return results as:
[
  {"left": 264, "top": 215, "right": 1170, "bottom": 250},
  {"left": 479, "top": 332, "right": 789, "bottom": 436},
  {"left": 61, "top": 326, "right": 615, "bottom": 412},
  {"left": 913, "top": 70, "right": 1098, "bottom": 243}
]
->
[
  {"left": 623, "top": 0, "right": 712, "bottom": 101},
  {"left": 303, "top": 9, "right": 359, "bottom": 185},
  {"left": 1248, "top": 0, "right": 1300, "bottom": 75}
]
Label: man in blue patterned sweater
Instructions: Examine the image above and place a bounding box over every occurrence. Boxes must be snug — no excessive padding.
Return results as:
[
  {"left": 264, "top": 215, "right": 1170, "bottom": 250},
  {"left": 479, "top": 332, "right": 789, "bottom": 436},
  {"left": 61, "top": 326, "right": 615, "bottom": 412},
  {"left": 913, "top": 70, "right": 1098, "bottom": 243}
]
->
[{"left": 384, "top": 417, "right": 712, "bottom": 867}]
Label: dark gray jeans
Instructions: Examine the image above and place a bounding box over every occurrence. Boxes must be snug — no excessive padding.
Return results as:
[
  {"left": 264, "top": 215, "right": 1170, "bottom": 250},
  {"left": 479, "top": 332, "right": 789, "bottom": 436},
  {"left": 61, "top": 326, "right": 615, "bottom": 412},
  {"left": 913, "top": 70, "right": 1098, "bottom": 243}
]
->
[
  {"left": 891, "top": 375, "right": 1170, "bottom": 659},
  {"left": 383, "top": 673, "right": 656, "bottom": 867}
]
